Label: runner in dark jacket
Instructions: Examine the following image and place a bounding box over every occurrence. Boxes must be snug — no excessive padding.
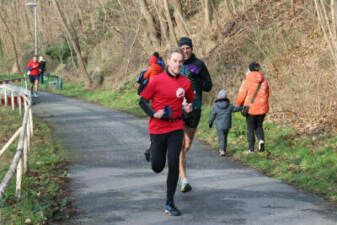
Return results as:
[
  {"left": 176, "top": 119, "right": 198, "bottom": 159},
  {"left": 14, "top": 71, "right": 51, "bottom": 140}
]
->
[
  {"left": 178, "top": 37, "right": 212, "bottom": 192},
  {"left": 39, "top": 56, "right": 46, "bottom": 84}
]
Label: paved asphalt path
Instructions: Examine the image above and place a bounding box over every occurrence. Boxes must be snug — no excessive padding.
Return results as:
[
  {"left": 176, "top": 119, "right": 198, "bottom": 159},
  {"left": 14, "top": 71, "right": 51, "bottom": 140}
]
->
[{"left": 33, "top": 92, "right": 337, "bottom": 225}]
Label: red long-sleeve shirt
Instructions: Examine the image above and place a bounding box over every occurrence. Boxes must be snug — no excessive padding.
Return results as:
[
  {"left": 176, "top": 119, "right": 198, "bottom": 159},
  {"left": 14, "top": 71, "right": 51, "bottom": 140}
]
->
[
  {"left": 141, "top": 71, "right": 194, "bottom": 134},
  {"left": 27, "top": 61, "right": 40, "bottom": 76}
]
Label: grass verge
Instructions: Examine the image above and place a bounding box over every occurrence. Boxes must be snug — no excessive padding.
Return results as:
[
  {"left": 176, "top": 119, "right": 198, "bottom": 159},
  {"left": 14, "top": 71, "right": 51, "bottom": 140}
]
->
[
  {"left": 0, "top": 74, "right": 24, "bottom": 81},
  {"left": 0, "top": 107, "right": 71, "bottom": 224},
  {"left": 42, "top": 80, "right": 337, "bottom": 202}
]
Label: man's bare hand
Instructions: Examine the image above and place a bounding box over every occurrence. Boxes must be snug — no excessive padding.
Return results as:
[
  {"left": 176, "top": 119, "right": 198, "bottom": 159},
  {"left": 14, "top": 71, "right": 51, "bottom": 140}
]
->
[
  {"left": 183, "top": 103, "right": 193, "bottom": 113},
  {"left": 153, "top": 109, "right": 165, "bottom": 119}
]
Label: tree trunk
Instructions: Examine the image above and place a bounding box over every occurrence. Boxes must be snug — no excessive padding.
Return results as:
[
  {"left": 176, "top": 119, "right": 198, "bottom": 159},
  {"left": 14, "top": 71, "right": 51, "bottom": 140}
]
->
[
  {"left": 51, "top": 0, "right": 92, "bottom": 87},
  {"left": 0, "top": 12, "right": 21, "bottom": 73},
  {"left": 153, "top": 0, "right": 169, "bottom": 47},
  {"left": 117, "top": 0, "right": 130, "bottom": 26},
  {"left": 230, "top": 0, "right": 237, "bottom": 15},
  {"left": 163, "top": 0, "right": 178, "bottom": 45},
  {"left": 171, "top": 0, "right": 190, "bottom": 37},
  {"left": 138, "top": 0, "right": 160, "bottom": 48},
  {"left": 202, "top": 0, "right": 216, "bottom": 28},
  {"left": 224, "top": 0, "right": 233, "bottom": 18}
]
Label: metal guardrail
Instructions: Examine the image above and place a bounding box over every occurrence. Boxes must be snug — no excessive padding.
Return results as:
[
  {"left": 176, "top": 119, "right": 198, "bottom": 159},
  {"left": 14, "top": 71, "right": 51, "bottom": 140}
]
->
[
  {"left": 41, "top": 73, "right": 62, "bottom": 89},
  {"left": 0, "top": 84, "right": 33, "bottom": 220}
]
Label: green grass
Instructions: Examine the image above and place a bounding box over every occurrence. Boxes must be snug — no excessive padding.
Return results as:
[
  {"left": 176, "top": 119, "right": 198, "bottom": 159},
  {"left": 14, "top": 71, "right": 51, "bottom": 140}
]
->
[
  {"left": 42, "top": 80, "right": 337, "bottom": 202},
  {"left": 0, "top": 74, "right": 24, "bottom": 80},
  {"left": 0, "top": 107, "right": 69, "bottom": 224}
]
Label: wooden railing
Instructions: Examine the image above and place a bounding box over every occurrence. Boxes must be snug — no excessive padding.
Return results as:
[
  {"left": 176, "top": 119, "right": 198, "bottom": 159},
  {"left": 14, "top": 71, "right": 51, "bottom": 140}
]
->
[{"left": 0, "top": 84, "right": 33, "bottom": 219}]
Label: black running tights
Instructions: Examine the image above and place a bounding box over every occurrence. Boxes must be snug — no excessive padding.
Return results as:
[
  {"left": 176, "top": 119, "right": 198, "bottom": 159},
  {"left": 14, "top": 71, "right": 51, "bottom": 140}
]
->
[{"left": 150, "top": 130, "right": 183, "bottom": 204}]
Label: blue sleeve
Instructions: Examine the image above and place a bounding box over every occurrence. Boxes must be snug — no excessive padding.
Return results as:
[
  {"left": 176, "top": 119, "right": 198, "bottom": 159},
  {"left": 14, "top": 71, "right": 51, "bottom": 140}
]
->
[
  {"left": 231, "top": 104, "right": 242, "bottom": 113},
  {"left": 209, "top": 105, "right": 217, "bottom": 127}
]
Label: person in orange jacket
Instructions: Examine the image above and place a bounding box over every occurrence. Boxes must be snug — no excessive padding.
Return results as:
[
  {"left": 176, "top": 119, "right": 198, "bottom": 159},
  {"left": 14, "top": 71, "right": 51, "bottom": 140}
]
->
[
  {"left": 143, "top": 52, "right": 165, "bottom": 162},
  {"left": 237, "top": 62, "right": 269, "bottom": 153},
  {"left": 143, "top": 52, "right": 164, "bottom": 82}
]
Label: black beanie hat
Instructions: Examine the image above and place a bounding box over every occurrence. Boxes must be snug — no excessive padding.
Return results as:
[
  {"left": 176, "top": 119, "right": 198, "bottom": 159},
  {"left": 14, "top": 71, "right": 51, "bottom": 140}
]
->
[
  {"left": 249, "top": 62, "right": 260, "bottom": 72},
  {"left": 178, "top": 37, "right": 193, "bottom": 48},
  {"left": 153, "top": 52, "right": 160, "bottom": 58}
]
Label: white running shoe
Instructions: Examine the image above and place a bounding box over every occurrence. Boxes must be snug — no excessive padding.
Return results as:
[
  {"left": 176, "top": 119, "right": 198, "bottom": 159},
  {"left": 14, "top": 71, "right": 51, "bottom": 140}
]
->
[{"left": 258, "top": 140, "right": 265, "bottom": 152}]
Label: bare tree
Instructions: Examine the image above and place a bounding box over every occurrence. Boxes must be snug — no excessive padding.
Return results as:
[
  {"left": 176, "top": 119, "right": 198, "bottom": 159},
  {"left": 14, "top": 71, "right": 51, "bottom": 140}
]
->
[
  {"left": 224, "top": 0, "right": 233, "bottom": 17},
  {"left": 153, "top": 0, "right": 169, "bottom": 47},
  {"left": 51, "top": 0, "right": 92, "bottom": 87},
  {"left": 138, "top": 0, "right": 160, "bottom": 48},
  {"left": 230, "top": 0, "right": 237, "bottom": 15},
  {"left": 314, "top": 0, "right": 337, "bottom": 71},
  {"left": 202, "top": 0, "right": 217, "bottom": 28},
  {"left": 163, "top": 0, "right": 178, "bottom": 45},
  {"left": 0, "top": 11, "right": 21, "bottom": 73},
  {"left": 171, "top": 0, "right": 190, "bottom": 36}
]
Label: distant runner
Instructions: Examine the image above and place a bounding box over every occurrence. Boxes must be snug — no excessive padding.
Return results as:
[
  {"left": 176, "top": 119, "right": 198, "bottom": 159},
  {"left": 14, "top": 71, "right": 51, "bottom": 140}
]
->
[
  {"left": 139, "top": 47, "right": 194, "bottom": 216},
  {"left": 27, "top": 55, "right": 41, "bottom": 97},
  {"left": 39, "top": 56, "right": 47, "bottom": 84}
]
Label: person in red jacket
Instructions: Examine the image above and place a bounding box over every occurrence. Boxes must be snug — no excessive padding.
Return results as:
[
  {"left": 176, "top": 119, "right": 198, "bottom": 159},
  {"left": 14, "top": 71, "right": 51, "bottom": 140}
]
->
[
  {"left": 139, "top": 47, "right": 194, "bottom": 216},
  {"left": 237, "top": 62, "right": 269, "bottom": 153},
  {"left": 27, "top": 55, "right": 41, "bottom": 97},
  {"left": 143, "top": 52, "right": 164, "bottom": 82},
  {"left": 143, "top": 52, "right": 165, "bottom": 162}
]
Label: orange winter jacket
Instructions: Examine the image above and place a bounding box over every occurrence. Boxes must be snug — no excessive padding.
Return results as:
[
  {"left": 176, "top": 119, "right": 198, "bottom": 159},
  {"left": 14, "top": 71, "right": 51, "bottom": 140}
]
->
[
  {"left": 237, "top": 71, "right": 269, "bottom": 115},
  {"left": 144, "top": 56, "right": 164, "bottom": 82}
]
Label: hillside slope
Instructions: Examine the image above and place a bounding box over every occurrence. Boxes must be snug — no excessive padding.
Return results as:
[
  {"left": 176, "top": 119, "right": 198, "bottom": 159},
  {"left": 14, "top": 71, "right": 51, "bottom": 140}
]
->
[{"left": 0, "top": 0, "right": 336, "bottom": 131}]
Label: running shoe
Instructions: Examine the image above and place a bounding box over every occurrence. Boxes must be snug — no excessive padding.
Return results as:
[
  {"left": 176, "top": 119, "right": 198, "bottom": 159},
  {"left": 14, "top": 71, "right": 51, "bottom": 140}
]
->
[
  {"left": 144, "top": 148, "right": 150, "bottom": 162},
  {"left": 165, "top": 203, "right": 181, "bottom": 216},
  {"left": 258, "top": 140, "right": 265, "bottom": 152},
  {"left": 219, "top": 150, "right": 226, "bottom": 157},
  {"left": 181, "top": 183, "right": 192, "bottom": 193}
]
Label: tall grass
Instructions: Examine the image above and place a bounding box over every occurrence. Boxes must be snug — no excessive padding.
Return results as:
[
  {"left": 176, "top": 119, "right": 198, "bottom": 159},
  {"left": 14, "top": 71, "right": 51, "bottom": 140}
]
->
[{"left": 0, "top": 107, "right": 69, "bottom": 224}]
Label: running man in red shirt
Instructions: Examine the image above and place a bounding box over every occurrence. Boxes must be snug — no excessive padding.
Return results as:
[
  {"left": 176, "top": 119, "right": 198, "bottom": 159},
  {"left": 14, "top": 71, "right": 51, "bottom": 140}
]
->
[
  {"left": 139, "top": 47, "right": 194, "bottom": 216},
  {"left": 27, "top": 55, "right": 41, "bottom": 97}
]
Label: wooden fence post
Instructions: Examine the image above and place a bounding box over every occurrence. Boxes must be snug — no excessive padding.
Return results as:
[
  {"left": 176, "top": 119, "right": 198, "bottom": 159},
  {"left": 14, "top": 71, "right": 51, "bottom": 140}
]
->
[
  {"left": 23, "top": 130, "right": 29, "bottom": 173},
  {"left": 29, "top": 108, "right": 33, "bottom": 135},
  {"left": 11, "top": 91, "right": 14, "bottom": 111},
  {"left": 18, "top": 94, "right": 22, "bottom": 115},
  {"left": 0, "top": 83, "right": 33, "bottom": 203},
  {"left": 16, "top": 158, "right": 23, "bottom": 199},
  {"left": 4, "top": 88, "right": 7, "bottom": 106}
]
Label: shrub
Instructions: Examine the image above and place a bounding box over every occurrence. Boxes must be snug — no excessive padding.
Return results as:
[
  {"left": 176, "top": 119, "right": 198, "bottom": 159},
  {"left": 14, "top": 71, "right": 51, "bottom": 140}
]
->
[{"left": 45, "top": 44, "right": 74, "bottom": 63}]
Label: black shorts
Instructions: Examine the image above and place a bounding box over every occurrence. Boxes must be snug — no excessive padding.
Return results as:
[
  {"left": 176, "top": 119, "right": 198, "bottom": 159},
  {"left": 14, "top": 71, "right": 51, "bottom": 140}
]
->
[
  {"left": 29, "top": 75, "right": 40, "bottom": 83},
  {"left": 183, "top": 109, "right": 201, "bottom": 128}
]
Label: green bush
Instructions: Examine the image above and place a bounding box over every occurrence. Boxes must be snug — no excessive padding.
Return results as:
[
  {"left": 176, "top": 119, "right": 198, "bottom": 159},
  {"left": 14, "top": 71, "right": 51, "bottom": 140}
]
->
[{"left": 45, "top": 44, "right": 74, "bottom": 63}]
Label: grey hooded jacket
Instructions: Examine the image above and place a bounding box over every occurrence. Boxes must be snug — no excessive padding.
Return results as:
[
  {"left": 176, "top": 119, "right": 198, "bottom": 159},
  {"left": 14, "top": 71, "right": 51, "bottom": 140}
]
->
[{"left": 209, "top": 99, "right": 241, "bottom": 130}]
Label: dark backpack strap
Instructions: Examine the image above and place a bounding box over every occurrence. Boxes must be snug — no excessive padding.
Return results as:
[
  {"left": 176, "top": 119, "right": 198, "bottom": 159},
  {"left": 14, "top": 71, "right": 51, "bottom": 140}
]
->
[
  {"left": 251, "top": 82, "right": 262, "bottom": 104},
  {"left": 161, "top": 117, "right": 183, "bottom": 122}
]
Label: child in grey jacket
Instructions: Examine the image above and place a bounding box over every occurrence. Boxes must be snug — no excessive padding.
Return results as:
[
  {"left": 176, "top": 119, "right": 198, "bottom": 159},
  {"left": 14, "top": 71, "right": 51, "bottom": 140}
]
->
[{"left": 209, "top": 90, "right": 242, "bottom": 156}]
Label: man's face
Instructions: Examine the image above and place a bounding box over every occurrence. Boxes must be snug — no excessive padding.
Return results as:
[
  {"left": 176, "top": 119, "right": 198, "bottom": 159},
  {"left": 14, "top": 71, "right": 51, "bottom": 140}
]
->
[
  {"left": 180, "top": 45, "right": 193, "bottom": 61},
  {"left": 167, "top": 52, "right": 183, "bottom": 76},
  {"left": 33, "top": 57, "right": 38, "bottom": 62}
]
